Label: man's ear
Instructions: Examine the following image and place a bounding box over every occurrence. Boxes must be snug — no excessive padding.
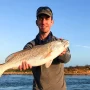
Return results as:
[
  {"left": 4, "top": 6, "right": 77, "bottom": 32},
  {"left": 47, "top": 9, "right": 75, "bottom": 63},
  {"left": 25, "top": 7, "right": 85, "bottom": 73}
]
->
[
  {"left": 36, "top": 20, "right": 38, "bottom": 26},
  {"left": 51, "top": 20, "right": 54, "bottom": 26}
]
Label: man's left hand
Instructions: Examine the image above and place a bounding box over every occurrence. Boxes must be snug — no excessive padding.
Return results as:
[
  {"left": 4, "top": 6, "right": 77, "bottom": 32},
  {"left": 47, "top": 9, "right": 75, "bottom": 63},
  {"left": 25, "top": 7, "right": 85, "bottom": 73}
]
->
[{"left": 59, "top": 49, "right": 67, "bottom": 56}]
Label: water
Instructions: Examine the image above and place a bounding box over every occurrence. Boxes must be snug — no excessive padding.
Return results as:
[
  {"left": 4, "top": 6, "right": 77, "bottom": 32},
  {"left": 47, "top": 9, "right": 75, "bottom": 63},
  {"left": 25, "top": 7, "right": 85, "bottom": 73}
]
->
[
  {"left": 0, "top": 75, "right": 33, "bottom": 90},
  {"left": 0, "top": 75, "right": 90, "bottom": 90},
  {"left": 66, "top": 75, "right": 90, "bottom": 90}
]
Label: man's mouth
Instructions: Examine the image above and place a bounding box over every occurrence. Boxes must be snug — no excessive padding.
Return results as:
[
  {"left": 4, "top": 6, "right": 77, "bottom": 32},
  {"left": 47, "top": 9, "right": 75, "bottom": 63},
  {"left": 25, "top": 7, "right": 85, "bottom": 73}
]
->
[{"left": 41, "top": 25, "right": 47, "bottom": 28}]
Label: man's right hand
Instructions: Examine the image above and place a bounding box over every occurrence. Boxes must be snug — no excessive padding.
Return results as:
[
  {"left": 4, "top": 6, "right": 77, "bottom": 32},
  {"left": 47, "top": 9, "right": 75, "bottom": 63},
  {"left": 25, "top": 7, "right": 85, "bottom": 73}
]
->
[{"left": 18, "top": 61, "right": 32, "bottom": 71}]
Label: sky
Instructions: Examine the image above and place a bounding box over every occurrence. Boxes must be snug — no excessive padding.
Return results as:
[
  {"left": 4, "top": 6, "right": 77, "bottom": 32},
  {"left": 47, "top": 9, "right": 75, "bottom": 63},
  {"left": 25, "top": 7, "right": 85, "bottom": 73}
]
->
[{"left": 0, "top": 0, "right": 90, "bottom": 67}]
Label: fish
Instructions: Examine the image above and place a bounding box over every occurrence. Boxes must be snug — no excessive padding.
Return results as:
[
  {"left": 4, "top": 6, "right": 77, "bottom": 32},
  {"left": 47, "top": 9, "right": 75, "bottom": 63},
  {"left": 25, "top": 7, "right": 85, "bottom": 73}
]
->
[{"left": 0, "top": 39, "right": 69, "bottom": 77}]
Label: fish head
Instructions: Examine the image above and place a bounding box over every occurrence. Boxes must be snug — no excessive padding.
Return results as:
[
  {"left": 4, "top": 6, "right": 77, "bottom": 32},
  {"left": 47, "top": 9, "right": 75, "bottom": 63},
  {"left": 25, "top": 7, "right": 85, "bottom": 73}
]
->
[
  {"left": 59, "top": 39, "right": 69, "bottom": 48},
  {"left": 50, "top": 39, "right": 69, "bottom": 51}
]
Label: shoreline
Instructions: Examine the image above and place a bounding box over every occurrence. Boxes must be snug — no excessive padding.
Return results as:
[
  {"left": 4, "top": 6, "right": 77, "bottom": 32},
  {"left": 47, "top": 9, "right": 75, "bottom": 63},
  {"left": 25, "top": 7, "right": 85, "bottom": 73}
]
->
[
  {"left": 3, "top": 72, "right": 90, "bottom": 75},
  {"left": 3, "top": 65, "right": 90, "bottom": 75}
]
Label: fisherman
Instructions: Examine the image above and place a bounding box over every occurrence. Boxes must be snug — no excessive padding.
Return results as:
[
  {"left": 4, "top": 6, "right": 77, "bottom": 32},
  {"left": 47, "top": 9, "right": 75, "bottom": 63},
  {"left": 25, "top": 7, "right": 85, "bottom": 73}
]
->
[{"left": 19, "top": 6, "right": 71, "bottom": 90}]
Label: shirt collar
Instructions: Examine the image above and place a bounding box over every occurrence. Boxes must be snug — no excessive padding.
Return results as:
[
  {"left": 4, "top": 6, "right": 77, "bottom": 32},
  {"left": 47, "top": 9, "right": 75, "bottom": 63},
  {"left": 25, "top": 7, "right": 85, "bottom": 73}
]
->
[{"left": 35, "top": 31, "right": 53, "bottom": 45}]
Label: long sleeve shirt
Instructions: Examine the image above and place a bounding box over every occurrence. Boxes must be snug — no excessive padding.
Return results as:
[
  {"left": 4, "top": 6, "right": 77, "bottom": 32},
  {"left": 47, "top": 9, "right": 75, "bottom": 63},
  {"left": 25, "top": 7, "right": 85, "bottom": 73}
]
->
[{"left": 23, "top": 32, "right": 71, "bottom": 90}]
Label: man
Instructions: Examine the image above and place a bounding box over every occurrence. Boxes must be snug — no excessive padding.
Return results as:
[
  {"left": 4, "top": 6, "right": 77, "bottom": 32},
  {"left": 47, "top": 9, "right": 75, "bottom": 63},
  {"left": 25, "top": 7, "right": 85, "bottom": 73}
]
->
[{"left": 19, "top": 6, "right": 71, "bottom": 90}]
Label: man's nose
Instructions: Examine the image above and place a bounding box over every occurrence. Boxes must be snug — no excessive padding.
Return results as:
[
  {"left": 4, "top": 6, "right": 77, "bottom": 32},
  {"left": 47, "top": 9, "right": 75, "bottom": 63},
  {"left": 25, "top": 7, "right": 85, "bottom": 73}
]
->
[{"left": 42, "top": 18, "right": 46, "bottom": 24}]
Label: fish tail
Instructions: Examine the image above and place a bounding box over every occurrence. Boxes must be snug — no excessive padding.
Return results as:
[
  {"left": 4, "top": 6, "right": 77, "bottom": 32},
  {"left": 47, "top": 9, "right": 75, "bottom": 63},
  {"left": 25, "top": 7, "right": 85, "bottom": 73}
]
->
[{"left": 0, "top": 64, "right": 6, "bottom": 77}]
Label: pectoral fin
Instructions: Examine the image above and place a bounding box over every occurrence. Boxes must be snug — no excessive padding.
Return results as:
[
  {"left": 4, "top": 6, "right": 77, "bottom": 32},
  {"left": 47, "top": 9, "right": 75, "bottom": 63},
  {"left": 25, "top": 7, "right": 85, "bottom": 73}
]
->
[
  {"left": 43, "top": 49, "right": 53, "bottom": 68},
  {"left": 45, "top": 60, "right": 53, "bottom": 68}
]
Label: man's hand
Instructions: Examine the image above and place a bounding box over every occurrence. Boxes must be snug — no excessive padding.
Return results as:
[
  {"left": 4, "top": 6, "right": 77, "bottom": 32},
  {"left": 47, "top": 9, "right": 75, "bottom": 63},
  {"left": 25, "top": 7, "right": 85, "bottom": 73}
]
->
[
  {"left": 59, "top": 49, "right": 67, "bottom": 56},
  {"left": 18, "top": 61, "right": 32, "bottom": 71}
]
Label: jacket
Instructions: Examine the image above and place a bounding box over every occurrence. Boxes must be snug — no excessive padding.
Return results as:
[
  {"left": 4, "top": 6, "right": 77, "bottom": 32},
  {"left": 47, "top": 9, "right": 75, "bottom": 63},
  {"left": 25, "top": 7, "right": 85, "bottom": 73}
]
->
[{"left": 23, "top": 32, "right": 71, "bottom": 90}]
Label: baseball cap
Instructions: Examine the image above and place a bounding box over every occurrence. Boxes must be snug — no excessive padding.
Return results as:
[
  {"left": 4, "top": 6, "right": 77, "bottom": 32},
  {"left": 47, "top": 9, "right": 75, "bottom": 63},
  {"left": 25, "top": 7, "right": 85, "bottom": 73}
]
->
[{"left": 36, "top": 6, "right": 53, "bottom": 18}]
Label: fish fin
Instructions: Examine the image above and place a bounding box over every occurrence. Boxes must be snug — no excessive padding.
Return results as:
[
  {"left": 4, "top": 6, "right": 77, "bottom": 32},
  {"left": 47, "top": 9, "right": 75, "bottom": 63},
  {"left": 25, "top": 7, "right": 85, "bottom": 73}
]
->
[
  {"left": 0, "top": 64, "right": 5, "bottom": 77},
  {"left": 45, "top": 60, "right": 53, "bottom": 68},
  {"left": 5, "top": 53, "right": 15, "bottom": 62},
  {"left": 43, "top": 50, "right": 53, "bottom": 68}
]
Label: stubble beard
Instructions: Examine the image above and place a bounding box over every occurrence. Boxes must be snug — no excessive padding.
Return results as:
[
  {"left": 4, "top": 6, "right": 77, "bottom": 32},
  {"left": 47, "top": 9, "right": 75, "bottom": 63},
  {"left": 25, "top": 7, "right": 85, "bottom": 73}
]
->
[{"left": 39, "top": 29, "right": 50, "bottom": 35}]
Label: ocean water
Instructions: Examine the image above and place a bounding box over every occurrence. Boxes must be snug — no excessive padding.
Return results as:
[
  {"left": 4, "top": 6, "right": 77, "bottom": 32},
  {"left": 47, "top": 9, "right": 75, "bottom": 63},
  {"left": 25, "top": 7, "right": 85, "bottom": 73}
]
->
[{"left": 0, "top": 75, "right": 90, "bottom": 90}]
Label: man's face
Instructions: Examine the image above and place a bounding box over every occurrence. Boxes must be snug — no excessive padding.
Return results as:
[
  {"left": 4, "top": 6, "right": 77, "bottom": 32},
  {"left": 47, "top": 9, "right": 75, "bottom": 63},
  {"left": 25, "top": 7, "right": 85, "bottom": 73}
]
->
[{"left": 36, "top": 14, "right": 54, "bottom": 33}]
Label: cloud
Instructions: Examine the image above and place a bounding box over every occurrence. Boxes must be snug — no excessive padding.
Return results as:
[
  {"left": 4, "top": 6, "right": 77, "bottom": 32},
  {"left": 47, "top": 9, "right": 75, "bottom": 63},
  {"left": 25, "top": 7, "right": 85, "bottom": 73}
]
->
[{"left": 75, "top": 45, "right": 90, "bottom": 49}]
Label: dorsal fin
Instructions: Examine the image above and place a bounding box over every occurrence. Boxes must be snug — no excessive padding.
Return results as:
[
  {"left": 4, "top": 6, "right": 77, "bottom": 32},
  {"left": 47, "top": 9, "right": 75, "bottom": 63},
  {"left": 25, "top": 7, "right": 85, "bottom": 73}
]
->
[{"left": 5, "top": 53, "right": 15, "bottom": 62}]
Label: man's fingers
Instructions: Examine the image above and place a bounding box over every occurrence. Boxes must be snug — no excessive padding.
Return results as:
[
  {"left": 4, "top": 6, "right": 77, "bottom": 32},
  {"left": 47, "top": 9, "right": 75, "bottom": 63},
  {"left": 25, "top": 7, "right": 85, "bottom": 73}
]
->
[
  {"left": 60, "top": 49, "right": 66, "bottom": 56},
  {"left": 19, "top": 65, "right": 22, "bottom": 71},
  {"left": 22, "top": 61, "right": 26, "bottom": 70},
  {"left": 60, "top": 53, "right": 63, "bottom": 56},
  {"left": 63, "top": 49, "right": 66, "bottom": 52},
  {"left": 24, "top": 61, "right": 32, "bottom": 69},
  {"left": 18, "top": 61, "right": 32, "bottom": 71},
  {"left": 28, "top": 64, "right": 32, "bottom": 68},
  {"left": 25, "top": 61, "right": 29, "bottom": 69},
  {"left": 62, "top": 51, "right": 66, "bottom": 54}
]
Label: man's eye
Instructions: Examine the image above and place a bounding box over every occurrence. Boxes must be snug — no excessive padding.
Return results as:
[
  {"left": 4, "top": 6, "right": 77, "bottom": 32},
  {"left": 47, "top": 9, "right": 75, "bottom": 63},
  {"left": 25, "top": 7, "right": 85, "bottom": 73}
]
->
[
  {"left": 45, "top": 18, "right": 49, "bottom": 20},
  {"left": 38, "top": 17, "right": 49, "bottom": 20},
  {"left": 38, "top": 18, "right": 43, "bottom": 20}
]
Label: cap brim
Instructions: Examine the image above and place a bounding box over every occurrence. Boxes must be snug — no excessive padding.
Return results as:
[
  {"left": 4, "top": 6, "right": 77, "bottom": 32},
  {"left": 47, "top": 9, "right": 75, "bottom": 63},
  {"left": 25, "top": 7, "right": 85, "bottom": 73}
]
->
[{"left": 37, "top": 12, "right": 51, "bottom": 17}]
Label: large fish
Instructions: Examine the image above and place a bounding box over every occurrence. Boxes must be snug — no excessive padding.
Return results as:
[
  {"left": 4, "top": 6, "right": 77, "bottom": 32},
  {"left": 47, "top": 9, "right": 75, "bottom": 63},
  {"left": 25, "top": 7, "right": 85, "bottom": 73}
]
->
[{"left": 0, "top": 39, "right": 69, "bottom": 77}]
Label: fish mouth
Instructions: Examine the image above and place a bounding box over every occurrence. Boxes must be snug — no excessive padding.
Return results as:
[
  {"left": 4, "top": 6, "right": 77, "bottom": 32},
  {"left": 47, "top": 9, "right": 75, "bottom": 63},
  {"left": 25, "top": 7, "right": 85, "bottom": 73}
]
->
[{"left": 63, "top": 40, "right": 69, "bottom": 48}]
